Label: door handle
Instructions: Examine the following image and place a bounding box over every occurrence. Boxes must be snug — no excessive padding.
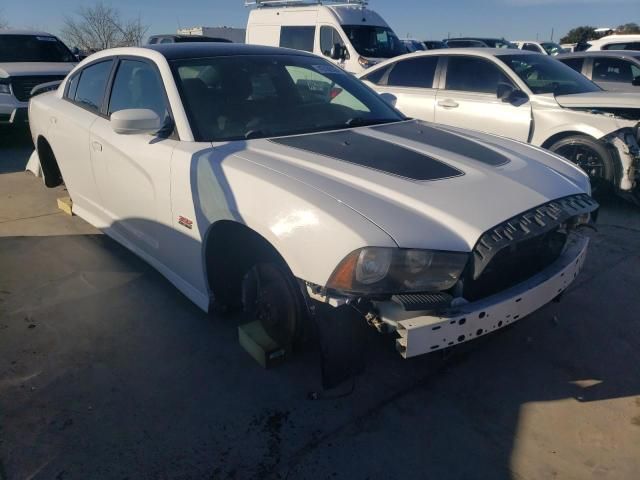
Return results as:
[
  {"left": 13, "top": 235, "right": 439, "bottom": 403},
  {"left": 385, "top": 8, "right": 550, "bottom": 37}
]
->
[
  {"left": 437, "top": 99, "right": 459, "bottom": 109},
  {"left": 49, "top": 117, "right": 57, "bottom": 125},
  {"left": 91, "top": 141, "right": 103, "bottom": 152}
]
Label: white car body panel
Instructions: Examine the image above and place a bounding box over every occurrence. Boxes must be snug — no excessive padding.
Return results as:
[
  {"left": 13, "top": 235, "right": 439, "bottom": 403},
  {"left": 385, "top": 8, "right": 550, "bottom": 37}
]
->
[
  {"left": 28, "top": 45, "right": 597, "bottom": 358},
  {"left": 586, "top": 34, "right": 640, "bottom": 51}
]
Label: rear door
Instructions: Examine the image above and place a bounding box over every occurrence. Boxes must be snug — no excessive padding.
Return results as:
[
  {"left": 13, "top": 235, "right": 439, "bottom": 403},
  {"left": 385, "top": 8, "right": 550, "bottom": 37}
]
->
[
  {"left": 89, "top": 57, "right": 177, "bottom": 256},
  {"left": 361, "top": 55, "right": 440, "bottom": 121},
  {"left": 434, "top": 55, "right": 532, "bottom": 142},
  {"left": 590, "top": 56, "right": 640, "bottom": 92},
  {"left": 46, "top": 59, "right": 114, "bottom": 220}
]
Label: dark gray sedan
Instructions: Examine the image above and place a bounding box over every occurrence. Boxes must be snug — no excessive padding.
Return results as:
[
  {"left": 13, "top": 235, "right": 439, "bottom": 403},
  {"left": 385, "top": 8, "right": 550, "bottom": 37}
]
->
[{"left": 557, "top": 51, "right": 640, "bottom": 92}]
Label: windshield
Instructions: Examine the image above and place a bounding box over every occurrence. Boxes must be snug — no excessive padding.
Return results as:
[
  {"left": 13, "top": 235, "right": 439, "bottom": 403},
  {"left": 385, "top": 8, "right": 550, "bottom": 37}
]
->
[
  {"left": 341, "top": 25, "right": 405, "bottom": 58},
  {"left": 541, "top": 42, "right": 567, "bottom": 55},
  {"left": 497, "top": 54, "right": 601, "bottom": 95},
  {"left": 0, "top": 35, "right": 75, "bottom": 63},
  {"left": 172, "top": 54, "right": 405, "bottom": 142}
]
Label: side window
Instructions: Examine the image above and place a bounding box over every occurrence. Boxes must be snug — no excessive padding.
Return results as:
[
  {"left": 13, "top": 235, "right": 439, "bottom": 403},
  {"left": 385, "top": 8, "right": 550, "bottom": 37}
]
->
[
  {"left": 386, "top": 57, "right": 439, "bottom": 88},
  {"left": 445, "top": 56, "right": 511, "bottom": 94},
  {"left": 559, "top": 57, "right": 584, "bottom": 73},
  {"left": 280, "top": 26, "right": 315, "bottom": 52},
  {"left": 603, "top": 42, "right": 640, "bottom": 51},
  {"left": 320, "top": 26, "right": 347, "bottom": 58},
  {"left": 361, "top": 65, "right": 390, "bottom": 85},
  {"left": 523, "top": 43, "right": 542, "bottom": 53},
  {"left": 65, "top": 73, "right": 81, "bottom": 100},
  {"left": 592, "top": 58, "right": 633, "bottom": 83},
  {"left": 108, "top": 59, "right": 168, "bottom": 119},
  {"left": 72, "top": 60, "right": 113, "bottom": 113}
]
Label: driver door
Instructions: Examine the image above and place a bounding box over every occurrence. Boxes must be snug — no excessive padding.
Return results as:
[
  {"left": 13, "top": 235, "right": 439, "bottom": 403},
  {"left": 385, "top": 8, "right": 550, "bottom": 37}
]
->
[
  {"left": 435, "top": 55, "right": 532, "bottom": 142},
  {"left": 89, "top": 57, "right": 177, "bottom": 257}
]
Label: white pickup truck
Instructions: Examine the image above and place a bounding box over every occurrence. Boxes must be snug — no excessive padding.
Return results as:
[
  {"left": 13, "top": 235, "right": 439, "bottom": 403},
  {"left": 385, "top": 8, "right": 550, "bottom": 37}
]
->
[{"left": 0, "top": 30, "right": 75, "bottom": 125}]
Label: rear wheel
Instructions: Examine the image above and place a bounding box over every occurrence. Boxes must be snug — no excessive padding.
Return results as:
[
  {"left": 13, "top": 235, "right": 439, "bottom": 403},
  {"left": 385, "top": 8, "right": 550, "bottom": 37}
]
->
[
  {"left": 241, "top": 262, "right": 308, "bottom": 348},
  {"left": 549, "top": 135, "right": 615, "bottom": 195}
]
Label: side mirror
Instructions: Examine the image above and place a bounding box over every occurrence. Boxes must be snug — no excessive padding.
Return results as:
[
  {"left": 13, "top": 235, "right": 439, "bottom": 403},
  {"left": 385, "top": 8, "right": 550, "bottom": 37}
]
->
[
  {"left": 497, "top": 83, "right": 528, "bottom": 104},
  {"left": 110, "top": 109, "right": 162, "bottom": 135},
  {"left": 632, "top": 76, "right": 640, "bottom": 86},
  {"left": 379, "top": 92, "right": 397, "bottom": 107},
  {"left": 330, "top": 43, "right": 345, "bottom": 60}
]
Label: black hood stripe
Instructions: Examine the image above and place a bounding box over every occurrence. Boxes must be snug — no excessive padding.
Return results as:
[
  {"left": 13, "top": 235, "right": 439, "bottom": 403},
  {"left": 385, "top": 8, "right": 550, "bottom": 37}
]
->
[
  {"left": 371, "top": 121, "right": 511, "bottom": 167},
  {"left": 270, "top": 130, "right": 463, "bottom": 181}
]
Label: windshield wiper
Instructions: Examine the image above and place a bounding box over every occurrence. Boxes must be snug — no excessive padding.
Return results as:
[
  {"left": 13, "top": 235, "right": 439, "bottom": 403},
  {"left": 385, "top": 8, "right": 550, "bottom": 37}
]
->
[{"left": 344, "top": 117, "right": 397, "bottom": 128}]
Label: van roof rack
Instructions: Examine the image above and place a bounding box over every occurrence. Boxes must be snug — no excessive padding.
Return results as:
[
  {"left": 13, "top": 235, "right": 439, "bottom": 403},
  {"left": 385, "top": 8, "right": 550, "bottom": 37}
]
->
[{"left": 245, "top": 0, "right": 368, "bottom": 8}]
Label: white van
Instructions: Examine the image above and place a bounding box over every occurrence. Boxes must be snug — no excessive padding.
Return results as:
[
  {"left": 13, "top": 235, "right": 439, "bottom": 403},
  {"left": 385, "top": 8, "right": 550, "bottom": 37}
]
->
[{"left": 245, "top": 0, "right": 405, "bottom": 73}]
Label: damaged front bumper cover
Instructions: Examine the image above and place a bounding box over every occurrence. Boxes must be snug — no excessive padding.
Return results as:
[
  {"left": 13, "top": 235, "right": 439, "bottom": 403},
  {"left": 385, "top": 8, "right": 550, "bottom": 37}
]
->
[
  {"left": 375, "top": 234, "right": 590, "bottom": 358},
  {"left": 603, "top": 128, "right": 640, "bottom": 192}
]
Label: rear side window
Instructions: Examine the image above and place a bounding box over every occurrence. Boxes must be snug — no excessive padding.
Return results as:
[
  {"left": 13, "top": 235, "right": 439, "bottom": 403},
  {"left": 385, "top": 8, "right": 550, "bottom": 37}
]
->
[
  {"left": 592, "top": 57, "right": 634, "bottom": 83},
  {"left": 361, "top": 65, "right": 390, "bottom": 84},
  {"left": 602, "top": 42, "right": 640, "bottom": 51},
  {"left": 108, "top": 59, "right": 168, "bottom": 119},
  {"left": 445, "top": 56, "right": 511, "bottom": 93},
  {"left": 386, "top": 57, "right": 439, "bottom": 88},
  {"left": 72, "top": 60, "right": 113, "bottom": 113},
  {"left": 280, "top": 26, "right": 315, "bottom": 52},
  {"left": 559, "top": 57, "right": 584, "bottom": 73}
]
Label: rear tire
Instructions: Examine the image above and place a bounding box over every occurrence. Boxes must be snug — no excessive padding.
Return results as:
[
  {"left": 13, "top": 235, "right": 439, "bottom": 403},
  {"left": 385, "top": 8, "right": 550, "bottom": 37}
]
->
[{"left": 548, "top": 135, "right": 615, "bottom": 195}]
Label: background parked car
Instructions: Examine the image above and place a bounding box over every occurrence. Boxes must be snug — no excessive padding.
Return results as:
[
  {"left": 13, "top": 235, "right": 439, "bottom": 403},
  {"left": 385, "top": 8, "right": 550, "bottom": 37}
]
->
[
  {"left": 586, "top": 34, "right": 640, "bottom": 51},
  {"left": 401, "top": 39, "right": 426, "bottom": 52},
  {"left": 147, "top": 34, "right": 232, "bottom": 44},
  {"left": 0, "top": 29, "right": 76, "bottom": 126},
  {"left": 557, "top": 51, "right": 640, "bottom": 92},
  {"left": 445, "top": 37, "right": 517, "bottom": 49},
  {"left": 514, "top": 41, "right": 567, "bottom": 56},
  {"left": 358, "top": 49, "right": 640, "bottom": 203}
]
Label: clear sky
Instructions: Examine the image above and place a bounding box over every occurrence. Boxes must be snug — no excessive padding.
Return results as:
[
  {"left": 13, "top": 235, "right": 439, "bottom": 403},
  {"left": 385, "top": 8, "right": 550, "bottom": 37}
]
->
[{"left": 3, "top": 0, "right": 639, "bottom": 42}]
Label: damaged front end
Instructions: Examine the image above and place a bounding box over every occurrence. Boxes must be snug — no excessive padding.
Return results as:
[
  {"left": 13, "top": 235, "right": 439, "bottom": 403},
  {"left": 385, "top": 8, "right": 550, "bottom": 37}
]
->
[
  {"left": 306, "top": 194, "right": 598, "bottom": 387},
  {"left": 601, "top": 126, "right": 640, "bottom": 194}
]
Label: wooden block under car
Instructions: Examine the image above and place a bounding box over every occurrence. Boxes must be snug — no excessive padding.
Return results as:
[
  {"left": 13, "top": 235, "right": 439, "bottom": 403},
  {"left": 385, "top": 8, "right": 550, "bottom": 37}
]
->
[
  {"left": 57, "top": 196, "right": 73, "bottom": 216},
  {"left": 238, "top": 320, "right": 288, "bottom": 369}
]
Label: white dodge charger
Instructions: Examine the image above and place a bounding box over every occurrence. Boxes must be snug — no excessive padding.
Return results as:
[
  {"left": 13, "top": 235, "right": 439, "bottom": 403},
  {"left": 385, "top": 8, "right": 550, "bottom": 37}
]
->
[{"left": 28, "top": 44, "right": 597, "bottom": 381}]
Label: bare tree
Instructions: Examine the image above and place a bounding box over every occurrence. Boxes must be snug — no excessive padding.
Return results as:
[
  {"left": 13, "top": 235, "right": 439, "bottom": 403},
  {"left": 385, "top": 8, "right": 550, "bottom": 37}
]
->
[{"left": 61, "top": 1, "right": 148, "bottom": 52}]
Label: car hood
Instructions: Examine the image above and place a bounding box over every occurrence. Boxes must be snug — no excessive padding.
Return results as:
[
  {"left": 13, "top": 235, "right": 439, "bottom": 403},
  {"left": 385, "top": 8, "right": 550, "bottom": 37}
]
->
[
  {"left": 555, "top": 91, "right": 640, "bottom": 109},
  {"left": 0, "top": 62, "right": 75, "bottom": 78},
  {"left": 234, "top": 120, "right": 591, "bottom": 252}
]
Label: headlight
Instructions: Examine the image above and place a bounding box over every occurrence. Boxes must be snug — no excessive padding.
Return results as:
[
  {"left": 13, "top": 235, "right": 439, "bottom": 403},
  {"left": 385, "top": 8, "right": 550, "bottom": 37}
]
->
[
  {"left": 0, "top": 79, "right": 10, "bottom": 95},
  {"left": 326, "top": 247, "right": 468, "bottom": 295}
]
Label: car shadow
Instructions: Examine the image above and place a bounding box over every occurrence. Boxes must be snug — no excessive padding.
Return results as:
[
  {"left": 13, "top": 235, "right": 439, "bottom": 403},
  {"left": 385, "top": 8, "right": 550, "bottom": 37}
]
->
[
  {"left": 1, "top": 202, "right": 639, "bottom": 479},
  {"left": 0, "top": 126, "right": 33, "bottom": 175}
]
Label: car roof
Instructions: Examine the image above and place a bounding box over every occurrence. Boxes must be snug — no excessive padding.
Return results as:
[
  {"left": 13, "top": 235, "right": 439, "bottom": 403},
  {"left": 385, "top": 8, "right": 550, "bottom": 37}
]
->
[
  {"left": 557, "top": 50, "right": 640, "bottom": 60},
  {"left": 0, "top": 29, "right": 58, "bottom": 37},
  {"left": 447, "top": 37, "right": 506, "bottom": 41},
  {"left": 145, "top": 42, "right": 315, "bottom": 60}
]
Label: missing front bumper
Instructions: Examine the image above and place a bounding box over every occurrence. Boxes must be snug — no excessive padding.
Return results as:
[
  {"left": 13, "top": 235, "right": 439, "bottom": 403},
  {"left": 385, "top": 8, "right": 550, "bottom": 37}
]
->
[{"left": 376, "top": 235, "right": 589, "bottom": 358}]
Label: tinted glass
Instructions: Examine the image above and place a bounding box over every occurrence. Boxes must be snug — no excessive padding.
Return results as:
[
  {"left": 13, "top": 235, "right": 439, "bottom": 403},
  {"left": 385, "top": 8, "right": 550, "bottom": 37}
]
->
[
  {"left": 65, "top": 73, "right": 81, "bottom": 100},
  {"left": 320, "top": 26, "right": 346, "bottom": 57},
  {"left": 447, "top": 40, "right": 482, "bottom": 48},
  {"left": 540, "top": 42, "right": 567, "bottom": 55},
  {"left": 497, "top": 53, "right": 600, "bottom": 94},
  {"left": 387, "top": 57, "right": 438, "bottom": 88},
  {"left": 172, "top": 55, "right": 404, "bottom": 142},
  {"left": 0, "top": 35, "right": 75, "bottom": 62},
  {"left": 108, "top": 60, "right": 168, "bottom": 119},
  {"left": 559, "top": 57, "right": 584, "bottom": 73},
  {"left": 361, "top": 65, "right": 390, "bottom": 84},
  {"left": 341, "top": 25, "right": 405, "bottom": 58},
  {"left": 279, "top": 26, "right": 315, "bottom": 52},
  {"left": 602, "top": 42, "right": 640, "bottom": 51},
  {"left": 73, "top": 60, "right": 113, "bottom": 112},
  {"left": 445, "top": 56, "right": 511, "bottom": 93},
  {"left": 592, "top": 57, "right": 634, "bottom": 83}
]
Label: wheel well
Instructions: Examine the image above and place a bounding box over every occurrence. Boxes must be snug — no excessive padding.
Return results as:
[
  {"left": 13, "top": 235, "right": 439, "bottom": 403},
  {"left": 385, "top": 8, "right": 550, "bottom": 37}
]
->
[
  {"left": 541, "top": 131, "right": 591, "bottom": 150},
  {"left": 36, "top": 136, "right": 63, "bottom": 188},
  {"left": 204, "top": 220, "right": 291, "bottom": 312}
]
